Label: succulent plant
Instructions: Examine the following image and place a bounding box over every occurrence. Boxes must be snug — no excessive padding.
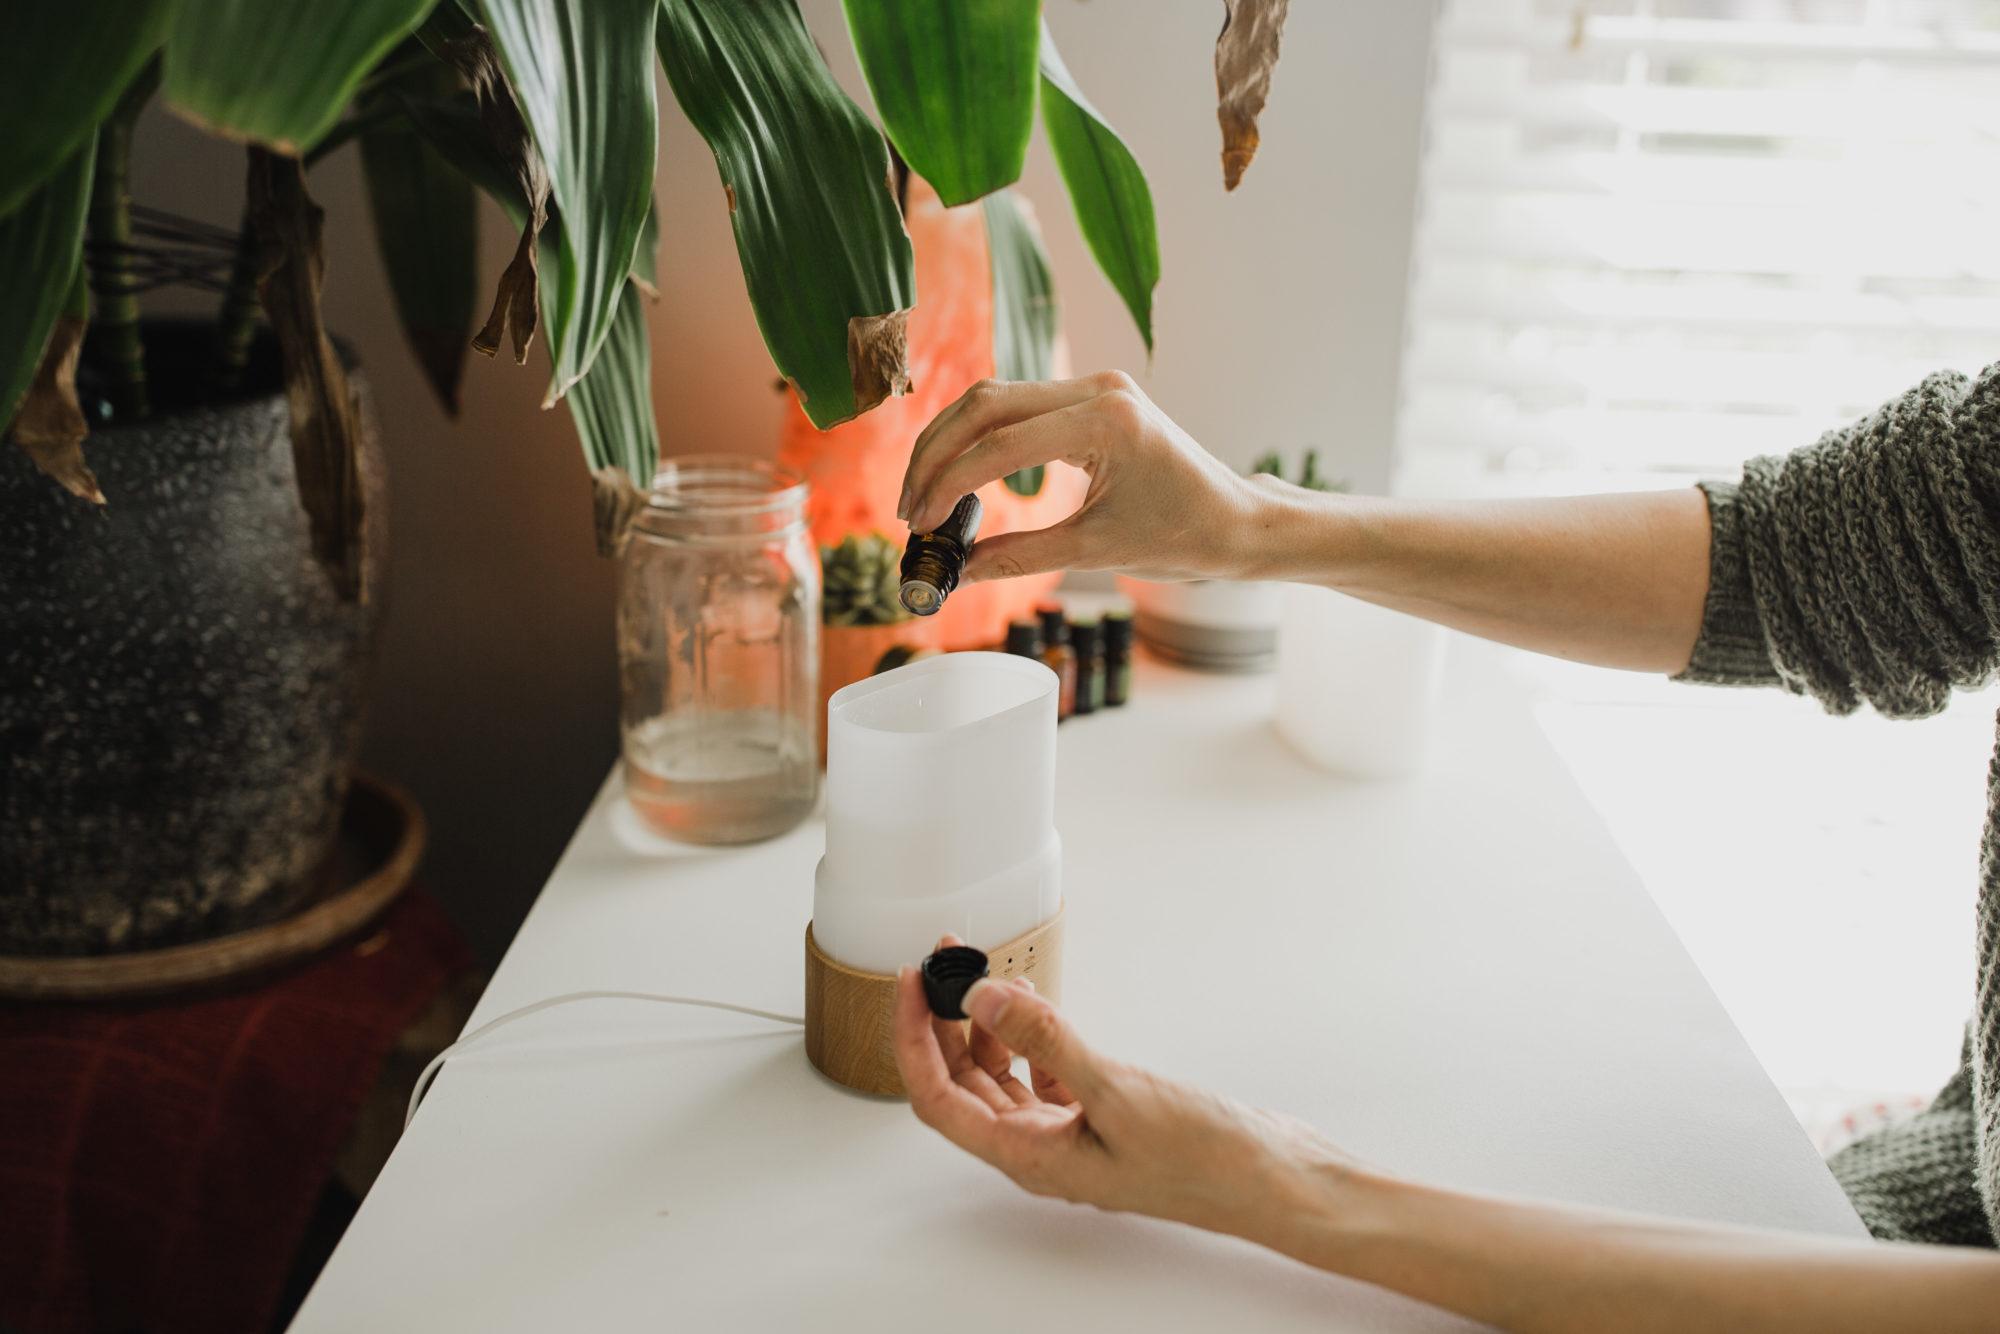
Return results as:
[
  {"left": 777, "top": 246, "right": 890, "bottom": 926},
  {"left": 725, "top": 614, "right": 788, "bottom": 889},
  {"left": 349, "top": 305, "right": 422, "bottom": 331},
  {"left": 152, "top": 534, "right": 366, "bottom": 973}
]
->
[
  {"left": 1248, "top": 449, "right": 1346, "bottom": 494},
  {"left": 822, "top": 531, "right": 911, "bottom": 627}
]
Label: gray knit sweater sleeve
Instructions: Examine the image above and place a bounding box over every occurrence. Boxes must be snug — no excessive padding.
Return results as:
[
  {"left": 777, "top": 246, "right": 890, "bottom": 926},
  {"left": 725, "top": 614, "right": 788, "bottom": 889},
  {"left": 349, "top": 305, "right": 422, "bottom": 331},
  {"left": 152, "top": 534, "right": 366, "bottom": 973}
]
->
[
  {"left": 1676, "top": 369, "right": 2000, "bottom": 716},
  {"left": 1675, "top": 366, "right": 2000, "bottom": 1246}
]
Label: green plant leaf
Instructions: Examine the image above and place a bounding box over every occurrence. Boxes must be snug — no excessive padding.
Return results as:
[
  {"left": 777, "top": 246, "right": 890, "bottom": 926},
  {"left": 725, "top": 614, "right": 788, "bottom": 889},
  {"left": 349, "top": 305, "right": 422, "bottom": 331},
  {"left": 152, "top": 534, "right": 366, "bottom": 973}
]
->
[
  {"left": 572, "top": 295, "right": 657, "bottom": 553},
  {"left": 1, "top": 140, "right": 94, "bottom": 439},
  {"left": 557, "top": 255, "right": 657, "bottom": 556},
  {"left": 400, "top": 95, "right": 657, "bottom": 552},
  {"left": 659, "top": 0, "right": 915, "bottom": 430},
  {"left": 983, "top": 189, "right": 1056, "bottom": 496},
  {"left": 360, "top": 63, "right": 478, "bottom": 415},
  {"left": 564, "top": 277, "right": 658, "bottom": 492},
  {"left": 403, "top": 88, "right": 657, "bottom": 320},
  {"left": 413, "top": 0, "right": 480, "bottom": 55},
  {"left": 0, "top": 2, "right": 166, "bottom": 218},
  {"left": 1000, "top": 467, "right": 1044, "bottom": 497},
  {"left": 984, "top": 190, "right": 1056, "bottom": 383},
  {"left": 1039, "top": 24, "right": 1158, "bottom": 352},
  {"left": 410, "top": 100, "right": 658, "bottom": 486},
  {"left": 631, "top": 194, "right": 660, "bottom": 296},
  {"left": 478, "top": 0, "right": 657, "bottom": 404},
  {"left": 163, "top": 0, "right": 432, "bottom": 153},
  {"left": 526, "top": 212, "right": 655, "bottom": 551},
  {"left": 401, "top": 92, "right": 522, "bottom": 210},
  {"left": 841, "top": 0, "right": 1039, "bottom": 207}
]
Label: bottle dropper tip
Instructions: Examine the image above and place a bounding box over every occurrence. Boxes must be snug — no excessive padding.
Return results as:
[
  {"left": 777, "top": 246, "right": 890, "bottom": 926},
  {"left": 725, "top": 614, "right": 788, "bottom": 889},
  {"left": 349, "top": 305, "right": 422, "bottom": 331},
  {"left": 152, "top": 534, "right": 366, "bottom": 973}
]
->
[{"left": 899, "top": 579, "right": 943, "bottom": 616}]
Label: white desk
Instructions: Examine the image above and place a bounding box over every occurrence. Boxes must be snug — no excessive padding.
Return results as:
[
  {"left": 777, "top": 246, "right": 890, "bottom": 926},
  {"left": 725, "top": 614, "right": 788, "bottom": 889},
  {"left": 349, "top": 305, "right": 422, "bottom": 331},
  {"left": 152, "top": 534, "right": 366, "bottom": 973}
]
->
[{"left": 296, "top": 648, "right": 1863, "bottom": 1333}]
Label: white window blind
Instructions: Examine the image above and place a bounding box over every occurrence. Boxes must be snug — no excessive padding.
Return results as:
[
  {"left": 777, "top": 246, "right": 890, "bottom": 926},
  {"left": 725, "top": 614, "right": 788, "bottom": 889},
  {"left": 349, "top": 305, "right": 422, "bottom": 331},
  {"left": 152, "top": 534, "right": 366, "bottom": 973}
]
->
[{"left": 1396, "top": 0, "right": 2000, "bottom": 495}]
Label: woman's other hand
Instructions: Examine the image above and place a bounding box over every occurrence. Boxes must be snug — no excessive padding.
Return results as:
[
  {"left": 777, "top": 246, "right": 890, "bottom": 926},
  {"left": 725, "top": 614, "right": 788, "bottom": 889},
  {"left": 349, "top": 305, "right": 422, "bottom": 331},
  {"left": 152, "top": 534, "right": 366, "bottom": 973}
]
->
[
  {"left": 892, "top": 940, "right": 1358, "bottom": 1243},
  {"left": 896, "top": 373, "right": 1290, "bottom": 586}
]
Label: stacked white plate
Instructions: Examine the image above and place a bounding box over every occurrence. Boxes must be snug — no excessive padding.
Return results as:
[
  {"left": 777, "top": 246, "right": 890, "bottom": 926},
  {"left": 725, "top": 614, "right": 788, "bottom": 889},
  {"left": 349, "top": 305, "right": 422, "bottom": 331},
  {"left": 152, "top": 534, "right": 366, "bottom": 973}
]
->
[{"left": 1114, "top": 577, "right": 1282, "bottom": 673}]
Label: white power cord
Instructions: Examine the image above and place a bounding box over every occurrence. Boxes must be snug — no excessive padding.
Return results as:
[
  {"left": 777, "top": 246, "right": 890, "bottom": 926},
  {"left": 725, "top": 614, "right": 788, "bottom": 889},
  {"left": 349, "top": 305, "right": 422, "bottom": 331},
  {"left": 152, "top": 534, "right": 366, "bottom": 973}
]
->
[{"left": 405, "top": 990, "right": 806, "bottom": 1131}]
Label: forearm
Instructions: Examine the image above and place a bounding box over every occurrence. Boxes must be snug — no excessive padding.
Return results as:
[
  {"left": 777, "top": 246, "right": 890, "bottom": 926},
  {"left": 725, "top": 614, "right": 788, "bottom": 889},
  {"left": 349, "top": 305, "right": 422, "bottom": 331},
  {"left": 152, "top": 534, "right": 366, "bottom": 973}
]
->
[
  {"left": 1235, "top": 486, "right": 1713, "bottom": 673},
  {"left": 1253, "top": 1168, "right": 2000, "bottom": 1334}
]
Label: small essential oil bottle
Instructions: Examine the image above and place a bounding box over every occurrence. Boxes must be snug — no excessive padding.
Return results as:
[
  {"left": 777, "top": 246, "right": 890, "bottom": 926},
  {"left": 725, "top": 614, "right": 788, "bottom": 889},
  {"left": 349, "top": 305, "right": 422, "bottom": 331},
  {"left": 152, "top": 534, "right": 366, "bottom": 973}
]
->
[
  {"left": 1004, "top": 619, "right": 1044, "bottom": 661},
  {"left": 1070, "top": 613, "right": 1105, "bottom": 715},
  {"left": 1102, "top": 605, "right": 1135, "bottom": 706},
  {"left": 1037, "top": 603, "right": 1078, "bottom": 721},
  {"left": 899, "top": 493, "right": 983, "bottom": 617}
]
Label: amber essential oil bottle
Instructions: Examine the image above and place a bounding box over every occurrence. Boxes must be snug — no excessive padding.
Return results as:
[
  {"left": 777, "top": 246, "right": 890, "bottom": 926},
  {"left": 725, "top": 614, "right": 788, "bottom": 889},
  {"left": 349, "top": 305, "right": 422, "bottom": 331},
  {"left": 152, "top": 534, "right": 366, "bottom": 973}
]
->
[
  {"left": 899, "top": 493, "right": 983, "bottom": 617},
  {"left": 1037, "top": 604, "right": 1077, "bottom": 720},
  {"left": 1070, "top": 613, "right": 1104, "bottom": 715},
  {"left": 1004, "top": 619, "right": 1044, "bottom": 661},
  {"left": 1103, "top": 606, "right": 1134, "bottom": 706}
]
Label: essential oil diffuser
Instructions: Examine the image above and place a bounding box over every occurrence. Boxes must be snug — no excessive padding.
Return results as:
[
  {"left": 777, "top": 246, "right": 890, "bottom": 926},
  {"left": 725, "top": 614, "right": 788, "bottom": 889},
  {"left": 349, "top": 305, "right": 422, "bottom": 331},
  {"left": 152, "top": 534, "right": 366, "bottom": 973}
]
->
[{"left": 806, "top": 651, "right": 1063, "bottom": 1095}]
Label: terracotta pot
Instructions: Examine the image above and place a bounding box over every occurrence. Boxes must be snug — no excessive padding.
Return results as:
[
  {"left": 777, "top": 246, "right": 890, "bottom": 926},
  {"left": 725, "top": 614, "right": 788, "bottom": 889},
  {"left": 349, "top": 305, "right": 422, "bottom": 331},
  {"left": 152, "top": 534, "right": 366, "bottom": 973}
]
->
[
  {"left": 0, "top": 322, "right": 385, "bottom": 955},
  {"left": 780, "top": 179, "right": 1085, "bottom": 651}
]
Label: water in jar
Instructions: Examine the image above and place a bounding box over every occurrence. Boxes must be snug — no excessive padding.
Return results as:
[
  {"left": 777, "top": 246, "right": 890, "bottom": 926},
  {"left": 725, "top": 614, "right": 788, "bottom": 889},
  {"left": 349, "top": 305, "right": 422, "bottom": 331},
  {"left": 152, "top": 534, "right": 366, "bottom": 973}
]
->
[{"left": 618, "top": 458, "right": 820, "bottom": 844}]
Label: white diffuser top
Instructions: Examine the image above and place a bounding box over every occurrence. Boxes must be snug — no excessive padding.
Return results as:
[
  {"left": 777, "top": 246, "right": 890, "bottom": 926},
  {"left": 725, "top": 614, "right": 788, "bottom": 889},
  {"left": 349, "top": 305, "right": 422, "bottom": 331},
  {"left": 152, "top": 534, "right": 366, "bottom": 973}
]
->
[{"left": 813, "top": 651, "right": 1061, "bottom": 974}]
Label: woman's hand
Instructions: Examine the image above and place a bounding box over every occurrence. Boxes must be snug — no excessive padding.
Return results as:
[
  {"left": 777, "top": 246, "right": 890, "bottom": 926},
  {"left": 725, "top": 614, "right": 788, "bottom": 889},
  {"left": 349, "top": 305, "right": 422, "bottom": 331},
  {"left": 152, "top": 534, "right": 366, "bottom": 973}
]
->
[
  {"left": 896, "top": 373, "right": 1287, "bottom": 586},
  {"left": 892, "top": 937, "right": 1358, "bottom": 1243},
  {"left": 895, "top": 949, "right": 2000, "bottom": 1334},
  {"left": 894, "top": 372, "right": 1715, "bottom": 673}
]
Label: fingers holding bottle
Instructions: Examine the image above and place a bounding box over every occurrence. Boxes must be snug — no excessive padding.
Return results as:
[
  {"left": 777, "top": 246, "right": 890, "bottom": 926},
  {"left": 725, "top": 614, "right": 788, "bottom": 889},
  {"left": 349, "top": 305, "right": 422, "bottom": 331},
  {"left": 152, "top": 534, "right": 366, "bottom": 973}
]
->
[
  {"left": 901, "top": 370, "right": 1282, "bottom": 587},
  {"left": 909, "top": 396, "right": 1107, "bottom": 533},
  {"left": 899, "top": 374, "right": 1118, "bottom": 527}
]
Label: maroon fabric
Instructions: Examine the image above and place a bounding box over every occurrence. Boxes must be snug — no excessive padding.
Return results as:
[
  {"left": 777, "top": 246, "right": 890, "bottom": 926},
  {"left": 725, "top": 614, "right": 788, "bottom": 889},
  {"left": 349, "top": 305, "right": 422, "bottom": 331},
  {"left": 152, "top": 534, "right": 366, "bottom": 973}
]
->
[{"left": 0, "top": 891, "right": 471, "bottom": 1334}]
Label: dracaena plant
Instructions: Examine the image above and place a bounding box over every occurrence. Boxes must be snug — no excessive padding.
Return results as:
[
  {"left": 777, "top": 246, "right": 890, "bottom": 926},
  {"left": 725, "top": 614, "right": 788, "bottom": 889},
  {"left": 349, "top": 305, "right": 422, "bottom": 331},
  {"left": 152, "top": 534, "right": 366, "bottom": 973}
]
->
[{"left": 0, "top": 0, "right": 1289, "bottom": 596}]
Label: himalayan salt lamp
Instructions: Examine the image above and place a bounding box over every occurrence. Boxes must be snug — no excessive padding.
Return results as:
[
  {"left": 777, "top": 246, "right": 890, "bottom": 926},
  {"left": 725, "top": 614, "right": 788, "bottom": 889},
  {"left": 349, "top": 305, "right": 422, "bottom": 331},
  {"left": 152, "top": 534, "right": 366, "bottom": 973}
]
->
[{"left": 778, "top": 179, "right": 1086, "bottom": 652}]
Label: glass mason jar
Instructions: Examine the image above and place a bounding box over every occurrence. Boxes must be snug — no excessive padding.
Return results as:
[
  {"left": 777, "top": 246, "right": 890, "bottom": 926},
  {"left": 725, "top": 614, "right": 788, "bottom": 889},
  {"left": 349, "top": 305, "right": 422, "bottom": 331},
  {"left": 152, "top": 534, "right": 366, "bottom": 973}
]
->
[{"left": 618, "top": 457, "right": 820, "bottom": 844}]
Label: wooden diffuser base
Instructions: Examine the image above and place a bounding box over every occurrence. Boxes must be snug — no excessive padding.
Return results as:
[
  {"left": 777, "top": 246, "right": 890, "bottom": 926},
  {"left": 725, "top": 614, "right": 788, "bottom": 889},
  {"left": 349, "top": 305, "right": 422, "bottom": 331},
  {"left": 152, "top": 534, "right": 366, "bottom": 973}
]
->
[{"left": 804, "top": 907, "right": 1064, "bottom": 1097}]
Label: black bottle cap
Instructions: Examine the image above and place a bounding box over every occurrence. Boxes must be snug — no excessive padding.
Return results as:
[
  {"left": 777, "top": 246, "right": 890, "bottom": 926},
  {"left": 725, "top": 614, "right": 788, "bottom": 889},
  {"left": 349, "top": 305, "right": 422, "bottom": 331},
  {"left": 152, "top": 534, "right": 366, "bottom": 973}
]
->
[
  {"left": 1004, "top": 620, "right": 1043, "bottom": 658},
  {"left": 1103, "top": 607, "right": 1134, "bottom": 652},
  {"left": 920, "top": 945, "right": 990, "bottom": 1020},
  {"left": 1037, "top": 603, "right": 1070, "bottom": 647},
  {"left": 1070, "top": 615, "right": 1102, "bottom": 656}
]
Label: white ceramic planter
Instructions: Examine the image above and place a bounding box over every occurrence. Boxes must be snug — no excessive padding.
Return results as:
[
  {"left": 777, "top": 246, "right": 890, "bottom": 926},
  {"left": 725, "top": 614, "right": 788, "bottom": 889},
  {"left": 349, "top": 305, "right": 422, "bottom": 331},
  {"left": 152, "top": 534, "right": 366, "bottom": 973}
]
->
[{"left": 1114, "top": 575, "right": 1282, "bottom": 672}]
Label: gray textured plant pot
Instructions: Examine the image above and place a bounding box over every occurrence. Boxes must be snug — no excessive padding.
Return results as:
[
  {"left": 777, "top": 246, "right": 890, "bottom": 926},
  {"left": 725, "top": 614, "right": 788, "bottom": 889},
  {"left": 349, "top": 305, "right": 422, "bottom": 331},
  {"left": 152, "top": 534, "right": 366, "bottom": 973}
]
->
[{"left": 0, "top": 322, "right": 385, "bottom": 955}]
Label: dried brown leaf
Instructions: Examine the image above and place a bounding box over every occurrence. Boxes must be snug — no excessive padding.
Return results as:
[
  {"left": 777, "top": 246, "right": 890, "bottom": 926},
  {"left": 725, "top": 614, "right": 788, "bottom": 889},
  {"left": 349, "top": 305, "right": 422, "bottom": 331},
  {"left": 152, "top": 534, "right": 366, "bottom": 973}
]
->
[
  {"left": 845, "top": 308, "right": 913, "bottom": 419},
  {"left": 472, "top": 221, "right": 540, "bottom": 362},
  {"left": 590, "top": 464, "right": 645, "bottom": 557},
  {"left": 1215, "top": 0, "right": 1290, "bottom": 191},
  {"left": 439, "top": 23, "right": 548, "bottom": 362},
  {"left": 247, "top": 148, "right": 365, "bottom": 600},
  {"left": 8, "top": 313, "right": 102, "bottom": 504}
]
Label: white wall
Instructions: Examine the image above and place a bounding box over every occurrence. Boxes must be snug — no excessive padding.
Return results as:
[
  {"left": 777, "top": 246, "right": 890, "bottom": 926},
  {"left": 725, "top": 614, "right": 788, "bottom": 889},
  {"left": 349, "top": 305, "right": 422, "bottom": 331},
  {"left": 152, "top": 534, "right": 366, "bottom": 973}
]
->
[
  {"left": 999, "top": 0, "right": 1436, "bottom": 491},
  {"left": 129, "top": 1, "right": 1437, "bottom": 963}
]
